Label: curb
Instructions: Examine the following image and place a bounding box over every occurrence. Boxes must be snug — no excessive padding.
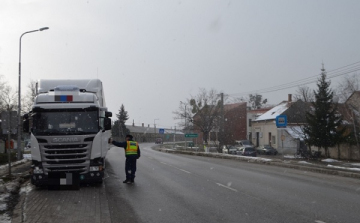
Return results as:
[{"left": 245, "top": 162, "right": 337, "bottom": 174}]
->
[{"left": 155, "top": 147, "right": 360, "bottom": 179}]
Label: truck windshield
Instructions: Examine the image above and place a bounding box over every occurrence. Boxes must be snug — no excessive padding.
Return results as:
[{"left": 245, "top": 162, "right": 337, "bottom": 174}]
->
[{"left": 32, "top": 109, "right": 99, "bottom": 136}]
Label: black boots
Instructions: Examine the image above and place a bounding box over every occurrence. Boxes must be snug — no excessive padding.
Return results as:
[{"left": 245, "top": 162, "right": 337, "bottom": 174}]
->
[{"left": 123, "top": 179, "right": 134, "bottom": 184}]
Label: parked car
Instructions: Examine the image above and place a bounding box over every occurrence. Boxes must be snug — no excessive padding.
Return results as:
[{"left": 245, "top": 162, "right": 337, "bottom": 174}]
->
[
  {"left": 222, "top": 145, "right": 238, "bottom": 154},
  {"left": 236, "top": 140, "right": 255, "bottom": 149},
  {"left": 258, "top": 145, "right": 278, "bottom": 155},
  {"left": 237, "top": 147, "right": 257, "bottom": 157},
  {"left": 155, "top": 138, "right": 163, "bottom": 144}
]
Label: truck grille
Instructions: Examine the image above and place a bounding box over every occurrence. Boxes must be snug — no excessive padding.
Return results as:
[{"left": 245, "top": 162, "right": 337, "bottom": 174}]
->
[{"left": 41, "top": 143, "right": 91, "bottom": 174}]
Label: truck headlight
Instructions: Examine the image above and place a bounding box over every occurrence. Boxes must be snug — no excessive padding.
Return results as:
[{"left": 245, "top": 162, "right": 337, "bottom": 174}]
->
[
  {"left": 90, "top": 166, "right": 100, "bottom": 172},
  {"left": 33, "top": 166, "right": 44, "bottom": 174}
]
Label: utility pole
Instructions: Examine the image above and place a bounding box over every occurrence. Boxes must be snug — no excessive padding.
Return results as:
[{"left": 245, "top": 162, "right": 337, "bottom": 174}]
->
[{"left": 219, "top": 92, "right": 224, "bottom": 150}]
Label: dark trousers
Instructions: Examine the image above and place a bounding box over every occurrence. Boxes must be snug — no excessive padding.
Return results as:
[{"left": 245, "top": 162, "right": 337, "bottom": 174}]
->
[{"left": 125, "top": 156, "right": 137, "bottom": 180}]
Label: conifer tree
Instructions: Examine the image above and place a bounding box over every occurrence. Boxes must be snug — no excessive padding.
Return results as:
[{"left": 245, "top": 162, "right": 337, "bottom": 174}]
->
[
  {"left": 111, "top": 104, "right": 130, "bottom": 140},
  {"left": 304, "top": 65, "right": 343, "bottom": 157}
]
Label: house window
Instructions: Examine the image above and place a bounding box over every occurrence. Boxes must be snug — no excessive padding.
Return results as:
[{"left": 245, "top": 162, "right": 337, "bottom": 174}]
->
[
  {"left": 272, "top": 136, "right": 276, "bottom": 145},
  {"left": 249, "top": 119, "right": 252, "bottom": 127}
]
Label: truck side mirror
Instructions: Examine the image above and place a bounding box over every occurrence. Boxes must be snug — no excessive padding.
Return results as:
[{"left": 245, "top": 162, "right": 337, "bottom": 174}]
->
[
  {"left": 23, "top": 116, "right": 29, "bottom": 133},
  {"left": 105, "top": 111, "right": 112, "bottom": 118},
  {"left": 104, "top": 117, "right": 112, "bottom": 130}
]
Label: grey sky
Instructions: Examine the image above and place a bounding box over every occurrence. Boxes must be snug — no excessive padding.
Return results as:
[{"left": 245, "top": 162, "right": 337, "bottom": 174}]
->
[{"left": 1, "top": 0, "right": 360, "bottom": 129}]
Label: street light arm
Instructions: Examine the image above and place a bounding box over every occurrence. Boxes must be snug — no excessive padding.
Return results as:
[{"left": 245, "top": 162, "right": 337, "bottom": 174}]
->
[{"left": 17, "top": 27, "right": 49, "bottom": 160}]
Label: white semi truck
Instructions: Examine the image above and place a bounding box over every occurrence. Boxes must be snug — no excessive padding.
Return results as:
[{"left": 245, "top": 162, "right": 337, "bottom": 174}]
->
[{"left": 23, "top": 79, "right": 112, "bottom": 187}]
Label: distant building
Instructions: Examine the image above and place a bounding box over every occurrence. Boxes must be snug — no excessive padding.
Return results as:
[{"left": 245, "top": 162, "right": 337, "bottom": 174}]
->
[{"left": 115, "top": 123, "right": 185, "bottom": 143}]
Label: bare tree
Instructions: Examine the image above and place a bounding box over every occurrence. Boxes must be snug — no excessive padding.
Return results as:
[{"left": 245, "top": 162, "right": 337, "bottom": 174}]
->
[
  {"left": 336, "top": 74, "right": 360, "bottom": 103},
  {"left": 173, "top": 88, "right": 221, "bottom": 145},
  {"left": 22, "top": 79, "right": 37, "bottom": 113},
  {"left": 0, "top": 85, "right": 17, "bottom": 111},
  {"left": 294, "top": 85, "right": 314, "bottom": 102},
  {"left": 190, "top": 88, "right": 222, "bottom": 145},
  {"left": 0, "top": 75, "right": 9, "bottom": 113}
]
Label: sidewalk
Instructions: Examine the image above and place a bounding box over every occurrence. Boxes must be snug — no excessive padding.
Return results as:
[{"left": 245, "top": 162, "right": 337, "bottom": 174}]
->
[{"left": 0, "top": 159, "right": 111, "bottom": 223}]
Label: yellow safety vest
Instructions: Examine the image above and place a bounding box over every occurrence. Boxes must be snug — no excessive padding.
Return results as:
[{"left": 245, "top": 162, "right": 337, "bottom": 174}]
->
[{"left": 126, "top": 141, "right": 138, "bottom": 156}]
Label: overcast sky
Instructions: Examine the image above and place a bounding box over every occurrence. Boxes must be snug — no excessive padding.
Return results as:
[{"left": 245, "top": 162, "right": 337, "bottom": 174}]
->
[{"left": 1, "top": 0, "right": 360, "bottom": 129}]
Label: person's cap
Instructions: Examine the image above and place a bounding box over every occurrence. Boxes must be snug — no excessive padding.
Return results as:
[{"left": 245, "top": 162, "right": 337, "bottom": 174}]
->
[{"left": 126, "top": 134, "right": 133, "bottom": 139}]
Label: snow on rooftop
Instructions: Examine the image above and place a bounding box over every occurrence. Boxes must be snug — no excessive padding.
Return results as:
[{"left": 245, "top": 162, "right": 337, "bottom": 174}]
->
[
  {"left": 255, "top": 102, "right": 289, "bottom": 121},
  {"left": 285, "top": 126, "right": 304, "bottom": 140}
]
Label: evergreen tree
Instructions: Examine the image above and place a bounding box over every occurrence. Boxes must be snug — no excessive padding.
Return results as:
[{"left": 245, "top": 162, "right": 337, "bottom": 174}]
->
[
  {"left": 304, "top": 66, "right": 343, "bottom": 157},
  {"left": 112, "top": 104, "right": 130, "bottom": 140}
]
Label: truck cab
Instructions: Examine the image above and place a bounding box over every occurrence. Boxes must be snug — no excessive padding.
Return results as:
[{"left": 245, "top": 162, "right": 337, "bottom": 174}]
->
[{"left": 23, "top": 79, "right": 112, "bottom": 187}]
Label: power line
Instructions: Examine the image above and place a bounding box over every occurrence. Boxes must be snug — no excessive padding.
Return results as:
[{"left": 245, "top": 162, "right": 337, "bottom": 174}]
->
[{"left": 229, "top": 61, "right": 360, "bottom": 97}]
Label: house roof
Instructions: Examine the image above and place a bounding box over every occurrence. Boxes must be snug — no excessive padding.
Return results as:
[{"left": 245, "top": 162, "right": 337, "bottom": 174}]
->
[
  {"left": 255, "top": 101, "right": 289, "bottom": 121},
  {"left": 345, "top": 90, "right": 360, "bottom": 104},
  {"left": 247, "top": 107, "right": 273, "bottom": 114},
  {"left": 285, "top": 126, "right": 304, "bottom": 140}
]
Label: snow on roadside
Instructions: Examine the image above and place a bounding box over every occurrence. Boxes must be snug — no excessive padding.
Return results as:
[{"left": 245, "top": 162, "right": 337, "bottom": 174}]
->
[
  {"left": 327, "top": 165, "right": 360, "bottom": 172},
  {"left": 0, "top": 155, "right": 31, "bottom": 223},
  {"left": 0, "top": 155, "right": 31, "bottom": 171},
  {"left": 298, "top": 161, "right": 313, "bottom": 165},
  {"left": 322, "top": 159, "right": 341, "bottom": 163}
]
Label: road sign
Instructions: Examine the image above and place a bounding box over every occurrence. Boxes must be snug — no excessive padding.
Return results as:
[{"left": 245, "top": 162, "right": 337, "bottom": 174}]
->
[
  {"left": 276, "top": 115, "right": 287, "bottom": 128},
  {"left": 159, "top": 128, "right": 165, "bottom": 134},
  {"left": 1, "top": 111, "right": 18, "bottom": 134},
  {"left": 185, "top": 133, "right": 198, "bottom": 138}
]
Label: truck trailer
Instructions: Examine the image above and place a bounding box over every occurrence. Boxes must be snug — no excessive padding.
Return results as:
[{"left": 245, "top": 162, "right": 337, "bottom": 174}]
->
[{"left": 23, "top": 79, "right": 112, "bottom": 187}]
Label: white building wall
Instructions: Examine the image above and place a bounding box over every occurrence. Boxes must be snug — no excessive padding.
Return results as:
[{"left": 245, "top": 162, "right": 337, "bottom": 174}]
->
[{"left": 251, "top": 121, "right": 278, "bottom": 148}]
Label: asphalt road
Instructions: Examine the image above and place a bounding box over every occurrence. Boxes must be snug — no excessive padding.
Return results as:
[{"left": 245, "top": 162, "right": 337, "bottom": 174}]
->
[{"left": 105, "top": 143, "right": 360, "bottom": 223}]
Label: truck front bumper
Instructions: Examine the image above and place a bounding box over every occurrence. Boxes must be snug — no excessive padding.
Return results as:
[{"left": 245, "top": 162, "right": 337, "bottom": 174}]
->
[{"left": 31, "top": 171, "right": 104, "bottom": 186}]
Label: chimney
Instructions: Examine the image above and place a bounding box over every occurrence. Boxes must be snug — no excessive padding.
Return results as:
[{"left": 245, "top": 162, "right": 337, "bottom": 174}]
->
[
  {"left": 288, "top": 94, "right": 292, "bottom": 102},
  {"left": 142, "top": 123, "right": 144, "bottom": 127}
]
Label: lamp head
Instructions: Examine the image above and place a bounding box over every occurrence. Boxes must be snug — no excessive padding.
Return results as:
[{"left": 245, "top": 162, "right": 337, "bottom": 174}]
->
[{"left": 39, "top": 27, "right": 49, "bottom": 31}]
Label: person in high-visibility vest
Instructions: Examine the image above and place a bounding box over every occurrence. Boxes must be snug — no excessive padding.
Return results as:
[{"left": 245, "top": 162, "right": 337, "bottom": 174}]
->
[{"left": 109, "top": 134, "right": 140, "bottom": 184}]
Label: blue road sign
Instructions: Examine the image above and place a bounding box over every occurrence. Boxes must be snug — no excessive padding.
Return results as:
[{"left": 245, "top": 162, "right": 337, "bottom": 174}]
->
[
  {"left": 276, "top": 115, "right": 287, "bottom": 128},
  {"left": 159, "top": 128, "right": 165, "bottom": 134}
]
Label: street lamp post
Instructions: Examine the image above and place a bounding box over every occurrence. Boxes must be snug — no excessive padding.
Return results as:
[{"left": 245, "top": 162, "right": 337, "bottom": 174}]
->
[
  {"left": 154, "top": 119, "right": 159, "bottom": 134},
  {"left": 17, "top": 27, "right": 49, "bottom": 160}
]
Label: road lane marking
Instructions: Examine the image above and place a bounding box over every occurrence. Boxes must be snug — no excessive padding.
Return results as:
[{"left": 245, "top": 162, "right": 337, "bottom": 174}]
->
[
  {"left": 216, "top": 183, "right": 238, "bottom": 192},
  {"left": 159, "top": 161, "right": 191, "bottom": 174},
  {"left": 178, "top": 169, "right": 191, "bottom": 174}
]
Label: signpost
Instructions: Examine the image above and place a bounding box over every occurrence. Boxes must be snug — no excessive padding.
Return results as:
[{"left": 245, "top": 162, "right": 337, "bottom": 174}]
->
[
  {"left": 276, "top": 115, "right": 287, "bottom": 155},
  {"left": 184, "top": 134, "right": 198, "bottom": 150},
  {"left": 185, "top": 133, "right": 198, "bottom": 138}
]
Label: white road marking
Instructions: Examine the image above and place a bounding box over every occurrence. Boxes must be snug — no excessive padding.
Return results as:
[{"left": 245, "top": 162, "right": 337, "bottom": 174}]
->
[
  {"left": 178, "top": 169, "right": 191, "bottom": 174},
  {"left": 216, "top": 183, "right": 238, "bottom": 192},
  {"left": 159, "top": 161, "right": 191, "bottom": 174}
]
